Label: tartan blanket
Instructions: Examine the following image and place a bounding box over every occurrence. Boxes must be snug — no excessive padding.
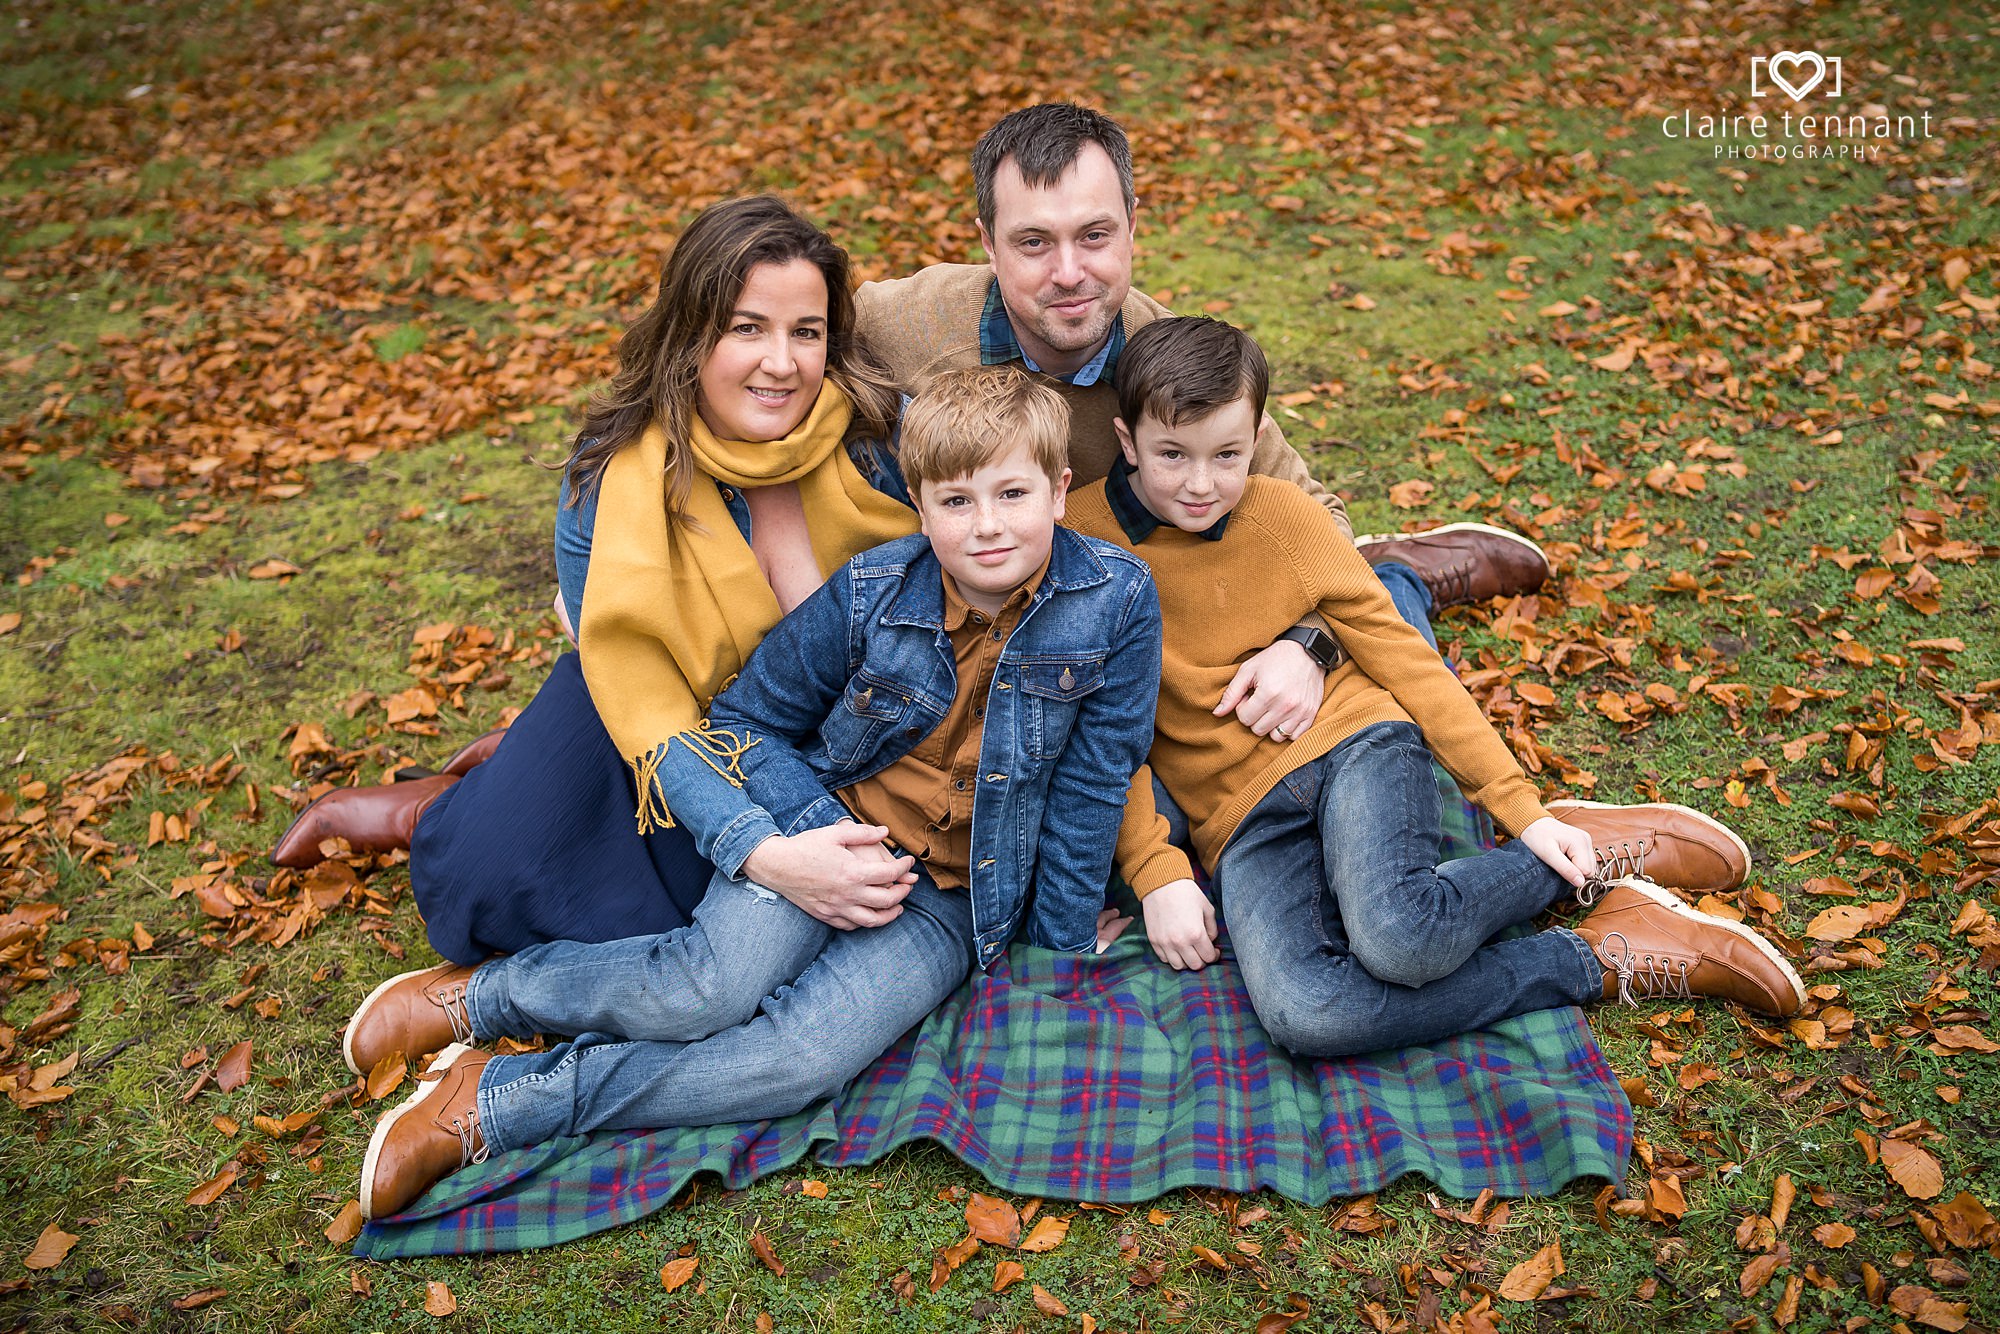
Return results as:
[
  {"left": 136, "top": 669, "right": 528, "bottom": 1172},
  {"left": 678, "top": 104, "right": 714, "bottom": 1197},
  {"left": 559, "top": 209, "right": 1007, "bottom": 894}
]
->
[{"left": 356, "top": 779, "right": 1631, "bottom": 1258}]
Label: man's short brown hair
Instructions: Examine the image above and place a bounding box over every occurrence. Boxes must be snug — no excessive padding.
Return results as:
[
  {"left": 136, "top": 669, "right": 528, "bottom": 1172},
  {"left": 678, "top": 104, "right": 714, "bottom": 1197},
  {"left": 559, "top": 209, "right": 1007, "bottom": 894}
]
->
[
  {"left": 1114, "top": 316, "right": 1269, "bottom": 430},
  {"left": 899, "top": 366, "right": 1071, "bottom": 496}
]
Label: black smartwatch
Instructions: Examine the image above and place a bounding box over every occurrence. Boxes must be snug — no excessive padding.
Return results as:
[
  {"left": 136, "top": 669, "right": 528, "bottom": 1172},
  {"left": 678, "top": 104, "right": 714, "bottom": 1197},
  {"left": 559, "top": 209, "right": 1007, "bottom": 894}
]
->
[{"left": 1276, "top": 625, "right": 1344, "bottom": 671}]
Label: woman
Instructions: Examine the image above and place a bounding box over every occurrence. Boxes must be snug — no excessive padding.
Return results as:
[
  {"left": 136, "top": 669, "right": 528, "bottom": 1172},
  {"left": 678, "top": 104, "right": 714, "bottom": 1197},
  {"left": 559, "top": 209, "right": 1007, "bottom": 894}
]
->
[{"left": 271, "top": 196, "right": 922, "bottom": 960}]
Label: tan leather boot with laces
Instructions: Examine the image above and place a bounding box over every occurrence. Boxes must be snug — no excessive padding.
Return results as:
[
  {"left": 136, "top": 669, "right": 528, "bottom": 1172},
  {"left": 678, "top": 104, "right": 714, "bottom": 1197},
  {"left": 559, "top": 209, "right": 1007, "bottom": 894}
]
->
[
  {"left": 343, "top": 963, "right": 479, "bottom": 1076},
  {"left": 1572, "top": 878, "right": 1804, "bottom": 1017},
  {"left": 360, "top": 1043, "right": 491, "bottom": 1220},
  {"left": 1549, "top": 799, "right": 1750, "bottom": 896}
]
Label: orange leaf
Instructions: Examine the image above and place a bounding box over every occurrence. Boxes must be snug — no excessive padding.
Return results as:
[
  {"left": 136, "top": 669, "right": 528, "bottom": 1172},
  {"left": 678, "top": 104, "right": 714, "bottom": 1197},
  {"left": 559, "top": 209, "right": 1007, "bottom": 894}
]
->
[
  {"left": 1497, "top": 1241, "right": 1564, "bottom": 1300},
  {"left": 186, "top": 1163, "right": 239, "bottom": 1206},
  {"left": 247, "top": 559, "right": 302, "bottom": 580},
  {"left": 423, "top": 1280, "right": 456, "bottom": 1316},
  {"left": 1590, "top": 345, "right": 1636, "bottom": 373},
  {"left": 23, "top": 1223, "right": 80, "bottom": 1271},
  {"left": 324, "top": 1201, "right": 363, "bottom": 1246},
  {"left": 365, "top": 1052, "right": 407, "bottom": 1102},
  {"left": 750, "top": 1230, "right": 784, "bottom": 1276},
  {"left": 214, "top": 1040, "right": 252, "bottom": 1092},
  {"left": 800, "top": 1179, "right": 828, "bottom": 1199},
  {"left": 170, "top": 1288, "right": 226, "bottom": 1311},
  {"left": 660, "top": 1257, "right": 698, "bottom": 1292},
  {"left": 1032, "top": 1285, "right": 1069, "bottom": 1316},
  {"left": 1738, "top": 1252, "right": 1782, "bottom": 1298},
  {"left": 0, "top": 612, "right": 20, "bottom": 636},
  {"left": 1853, "top": 568, "right": 1894, "bottom": 600},
  {"left": 1018, "top": 1215, "right": 1070, "bottom": 1253},
  {"left": 1813, "top": 1222, "right": 1856, "bottom": 1248},
  {"left": 1770, "top": 1174, "right": 1796, "bottom": 1231},
  {"left": 992, "top": 1259, "right": 1025, "bottom": 1293},
  {"left": 966, "top": 1192, "right": 1020, "bottom": 1247},
  {"left": 1648, "top": 1174, "right": 1688, "bottom": 1219},
  {"left": 1881, "top": 1139, "right": 1945, "bottom": 1200},
  {"left": 1388, "top": 479, "right": 1434, "bottom": 509}
]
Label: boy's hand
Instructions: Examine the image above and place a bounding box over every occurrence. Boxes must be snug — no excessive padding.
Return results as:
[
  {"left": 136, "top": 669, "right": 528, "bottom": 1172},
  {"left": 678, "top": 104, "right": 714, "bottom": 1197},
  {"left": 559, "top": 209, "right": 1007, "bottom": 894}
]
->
[
  {"left": 1518, "top": 816, "right": 1597, "bottom": 889},
  {"left": 1215, "top": 640, "right": 1322, "bottom": 744},
  {"left": 742, "top": 823, "right": 917, "bottom": 930},
  {"left": 1142, "top": 878, "right": 1220, "bottom": 971},
  {"left": 1094, "top": 906, "right": 1134, "bottom": 954}
]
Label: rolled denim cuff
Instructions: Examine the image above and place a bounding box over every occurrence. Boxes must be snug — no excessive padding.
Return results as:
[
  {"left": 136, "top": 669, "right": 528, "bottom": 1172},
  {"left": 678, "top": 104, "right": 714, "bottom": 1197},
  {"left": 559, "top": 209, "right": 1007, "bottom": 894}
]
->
[
  {"left": 781, "top": 794, "right": 853, "bottom": 837},
  {"left": 710, "top": 807, "right": 783, "bottom": 880},
  {"left": 1550, "top": 926, "right": 1608, "bottom": 1004}
]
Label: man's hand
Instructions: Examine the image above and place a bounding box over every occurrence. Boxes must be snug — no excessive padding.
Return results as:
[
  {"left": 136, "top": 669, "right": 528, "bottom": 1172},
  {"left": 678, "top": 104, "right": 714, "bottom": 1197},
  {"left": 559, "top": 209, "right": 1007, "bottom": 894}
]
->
[
  {"left": 1141, "top": 878, "right": 1220, "bottom": 971},
  {"left": 1215, "top": 639, "right": 1323, "bottom": 743},
  {"left": 741, "top": 823, "right": 918, "bottom": 930},
  {"left": 1518, "top": 816, "right": 1597, "bottom": 889}
]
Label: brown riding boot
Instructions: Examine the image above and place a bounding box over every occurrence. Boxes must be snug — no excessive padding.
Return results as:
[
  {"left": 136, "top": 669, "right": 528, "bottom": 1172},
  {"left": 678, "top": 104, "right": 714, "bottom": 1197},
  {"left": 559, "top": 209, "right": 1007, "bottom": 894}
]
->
[
  {"left": 269, "top": 773, "right": 456, "bottom": 869},
  {"left": 390, "top": 728, "right": 509, "bottom": 782},
  {"left": 343, "top": 962, "right": 481, "bottom": 1076},
  {"left": 1548, "top": 799, "right": 1750, "bottom": 895},
  {"left": 1572, "top": 879, "right": 1805, "bottom": 1017},
  {"left": 359, "top": 1043, "right": 491, "bottom": 1220},
  {"left": 1354, "top": 522, "right": 1552, "bottom": 608}
]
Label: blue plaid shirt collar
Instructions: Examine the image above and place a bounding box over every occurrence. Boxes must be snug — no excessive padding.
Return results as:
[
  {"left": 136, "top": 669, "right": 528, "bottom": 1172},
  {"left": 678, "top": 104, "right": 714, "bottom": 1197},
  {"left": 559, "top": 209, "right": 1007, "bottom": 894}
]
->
[
  {"left": 978, "top": 279, "right": 1125, "bottom": 387},
  {"left": 1105, "top": 454, "right": 1231, "bottom": 544}
]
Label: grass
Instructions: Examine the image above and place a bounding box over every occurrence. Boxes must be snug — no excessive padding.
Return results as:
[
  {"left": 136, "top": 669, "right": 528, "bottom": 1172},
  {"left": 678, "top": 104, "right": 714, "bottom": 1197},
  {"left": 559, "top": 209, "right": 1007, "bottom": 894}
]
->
[{"left": 2, "top": 1, "right": 1998, "bottom": 1331}]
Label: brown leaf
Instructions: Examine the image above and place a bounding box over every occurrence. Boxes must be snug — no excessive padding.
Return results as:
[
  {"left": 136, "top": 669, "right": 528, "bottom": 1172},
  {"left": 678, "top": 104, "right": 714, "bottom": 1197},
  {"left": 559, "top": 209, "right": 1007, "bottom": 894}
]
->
[
  {"left": 423, "top": 1280, "right": 456, "bottom": 1316},
  {"left": 169, "top": 1288, "right": 226, "bottom": 1311},
  {"left": 0, "top": 612, "right": 20, "bottom": 637},
  {"left": 247, "top": 559, "right": 302, "bottom": 580},
  {"left": 324, "top": 1201, "right": 363, "bottom": 1246},
  {"left": 365, "top": 1052, "right": 407, "bottom": 1102},
  {"left": 23, "top": 1223, "right": 80, "bottom": 1271},
  {"left": 992, "top": 1259, "right": 1025, "bottom": 1293},
  {"left": 965, "top": 1191, "right": 1020, "bottom": 1247},
  {"left": 1882, "top": 1139, "right": 1946, "bottom": 1200},
  {"left": 1889, "top": 1285, "right": 1969, "bottom": 1331},
  {"left": 1018, "top": 1215, "right": 1069, "bottom": 1253},
  {"left": 1813, "top": 1222, "right": 1856, "bottom": 1248},
  {"left": 252, "top": 1109, "right": 318, "bottom": 1140},
  {"left": 1739, "top": 1253, "right": 1782, "bottom": 1298},
  {"left": 1770, "top": 1174, "right": 1796, "bottom": 1231},
  {"left": 1854, "top": 568, "right": 1895, "bottom": 600},
  {"left": 1647, "top": 1174, "right": 1688, "bottom": 1219},
  {"left": 1929, "top": 1025, "right": 2000, "bottom": 1054},
  {"left": 749, "top": 1230, "right": 784, "bottom": 1276},
  {"left": 1031, "top": 1284, "right": 1068, "bottom": 1316},
  {"left": 660, "top": 1257, "right": 698, "bottom": 1293},
  {"left": 1774, "top": 1273, "right": 1803, "bottom": 1327},
  {"left": 1497, "top": 1241, "right": 1564, "bottom": 1301},
  {"left": 1388, "top": 479, "right": 1434, "bottom": 509},
  {"left": 930, "top": 1234, "right": 979, "bottom": 1291},
  {"left": 214, "top": 1040, "right": 252, "bottom": 1092},
  {"left": 186, "top": 1163, "right": 239, "bottom": 1206}
]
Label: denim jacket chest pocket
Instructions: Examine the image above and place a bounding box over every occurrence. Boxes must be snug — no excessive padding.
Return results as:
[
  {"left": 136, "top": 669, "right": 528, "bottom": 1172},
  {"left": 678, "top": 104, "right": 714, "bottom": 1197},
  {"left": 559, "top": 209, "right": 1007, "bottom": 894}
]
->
[
  {"left": 1015, "top": 656, "right": 1107, "bottom": 759},
  {"left": 822, "top": 667, "right": 919, "bottom": 768}
]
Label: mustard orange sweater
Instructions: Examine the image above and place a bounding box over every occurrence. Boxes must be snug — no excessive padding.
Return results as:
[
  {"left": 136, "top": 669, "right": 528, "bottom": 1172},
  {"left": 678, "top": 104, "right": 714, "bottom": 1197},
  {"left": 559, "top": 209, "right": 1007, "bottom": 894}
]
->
[{"left": 1064, "top": 477, "right": 1549, "bottom": 895}]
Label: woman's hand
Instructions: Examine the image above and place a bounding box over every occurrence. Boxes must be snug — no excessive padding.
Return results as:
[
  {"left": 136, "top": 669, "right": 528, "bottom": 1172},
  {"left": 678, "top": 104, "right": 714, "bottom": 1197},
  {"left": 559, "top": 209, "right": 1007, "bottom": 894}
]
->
[
  {"left": 1094, "top": 906, "right": 1134, "bottom": 954},
  {"left": 1518, "top": 816, "right": 1597, "bottom": 889},
  {"left": 741, "top": 823, "right": 918, "bottom": 930},
  {"left": 1214, "top": 639, "right": 1322, "bottom": 743},
  {"left": 1141, "top": 878, "right": 1220, "bottom": 971}
]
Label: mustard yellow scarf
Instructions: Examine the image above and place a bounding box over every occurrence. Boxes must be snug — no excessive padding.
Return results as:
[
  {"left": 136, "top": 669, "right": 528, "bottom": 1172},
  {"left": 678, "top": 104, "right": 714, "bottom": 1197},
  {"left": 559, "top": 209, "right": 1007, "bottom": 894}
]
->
[{"left": 579, "top": 384, "right": 918, "bottom": 832}]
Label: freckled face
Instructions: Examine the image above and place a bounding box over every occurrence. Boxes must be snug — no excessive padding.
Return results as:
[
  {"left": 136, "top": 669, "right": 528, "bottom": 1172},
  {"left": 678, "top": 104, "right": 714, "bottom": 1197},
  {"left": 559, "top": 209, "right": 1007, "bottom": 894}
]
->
[
  {"left": 915, "top": 439, "right": 1071, "bottom": 615},
  {"left": 1114, "top": 399, "right": 1258, "bottom": 533},
  {"left": 695, "top": 259, "right": 829, "bottom": 442}
]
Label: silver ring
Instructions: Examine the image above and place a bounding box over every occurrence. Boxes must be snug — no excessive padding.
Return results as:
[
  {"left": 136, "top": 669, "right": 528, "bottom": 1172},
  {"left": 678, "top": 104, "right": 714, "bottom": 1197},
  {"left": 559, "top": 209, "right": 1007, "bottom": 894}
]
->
[{"left": 1272, "top": 726, "right": 1288, "bottom": 741}]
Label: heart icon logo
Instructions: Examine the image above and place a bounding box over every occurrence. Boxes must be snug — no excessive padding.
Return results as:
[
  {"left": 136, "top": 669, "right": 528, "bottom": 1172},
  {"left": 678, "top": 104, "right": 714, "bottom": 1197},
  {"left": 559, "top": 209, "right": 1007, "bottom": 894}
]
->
[{"left": 1766, "top": 50, "right": 1827, "bottom": 101}]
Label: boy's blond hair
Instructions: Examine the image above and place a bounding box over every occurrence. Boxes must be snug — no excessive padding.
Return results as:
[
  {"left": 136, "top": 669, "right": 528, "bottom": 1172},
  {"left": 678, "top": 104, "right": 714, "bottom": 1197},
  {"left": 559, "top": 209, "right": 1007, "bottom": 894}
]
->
[{"left": 898, "top": 366, "right": 1070, "bottom": 497}]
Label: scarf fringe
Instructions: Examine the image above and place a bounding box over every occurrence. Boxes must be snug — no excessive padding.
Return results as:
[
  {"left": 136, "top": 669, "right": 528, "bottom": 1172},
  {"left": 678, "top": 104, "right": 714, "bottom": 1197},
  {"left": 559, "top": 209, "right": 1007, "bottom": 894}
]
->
[{"left": 629, "top": 723, "right": 761, "bottom": 836}]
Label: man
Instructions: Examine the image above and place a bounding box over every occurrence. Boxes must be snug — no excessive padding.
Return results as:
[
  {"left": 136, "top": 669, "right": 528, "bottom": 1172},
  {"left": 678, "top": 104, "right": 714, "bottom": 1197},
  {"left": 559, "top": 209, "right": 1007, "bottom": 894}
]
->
[{"left": 856, "top": 102, "right": 1552, "bottom": 741}]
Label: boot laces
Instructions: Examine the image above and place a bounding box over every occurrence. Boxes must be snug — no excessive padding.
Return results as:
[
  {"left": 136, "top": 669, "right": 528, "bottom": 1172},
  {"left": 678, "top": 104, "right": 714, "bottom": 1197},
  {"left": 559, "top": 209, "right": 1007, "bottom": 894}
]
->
[
  {"left": 431, "top": 981, "right": 473, "bottom": 1045},
  {"left": 1428, "top": 560, "right": 1475, "bottom": 606},
  {"left": 1576, "top": 874, "right": 1611, "bottom": 908},
  {"left": 450, "top": 1109, "right": 489, "bottom": 1169},
  {"left": 1598, "top": 930, "right": 1693, "bottom": 1007},
  {"left": 1593, "top": 839, "right": 1649, "bottom": 881}
]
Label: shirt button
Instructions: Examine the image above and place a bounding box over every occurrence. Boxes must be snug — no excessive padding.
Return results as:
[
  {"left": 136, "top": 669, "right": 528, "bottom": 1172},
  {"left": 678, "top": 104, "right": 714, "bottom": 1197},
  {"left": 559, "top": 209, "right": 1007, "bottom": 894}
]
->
[
  {"left": 719, "top": 487, "right": 734, "bottom": 500},
  {"left": 903, "top": 726, "right": 920, "bottom": 737}
]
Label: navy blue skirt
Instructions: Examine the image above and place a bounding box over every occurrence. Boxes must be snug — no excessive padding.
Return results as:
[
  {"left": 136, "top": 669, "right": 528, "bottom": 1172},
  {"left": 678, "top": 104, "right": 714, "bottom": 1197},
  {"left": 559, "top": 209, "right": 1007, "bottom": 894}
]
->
[{"left": 410, "top": 652, "right": 711, "bottom": 964}]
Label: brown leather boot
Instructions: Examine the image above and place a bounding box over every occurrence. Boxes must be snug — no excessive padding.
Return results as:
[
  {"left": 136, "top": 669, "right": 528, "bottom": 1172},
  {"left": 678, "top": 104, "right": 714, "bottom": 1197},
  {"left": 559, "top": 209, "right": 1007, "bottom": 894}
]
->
[
  {"left": 1354, "top": 522, "right": 1552, "bottom": 608},
  {"left": 1548, "top": 799, "right": 1750, "bottom": 894},
  {"left": 269, "top": 773, "right": 456, "bottom": 868},
  {"left": 360, "top": 1043, "right": 491, "bottom": 1221},
  {"left": 392, "top": 728, "right": 509, "bottom": 782},
  {"left": 1572, "top": 879, "right": 1804, "bottom": 1016},
  {"left": 343, "top": 962, "right": 481, "bottom": 1076}
]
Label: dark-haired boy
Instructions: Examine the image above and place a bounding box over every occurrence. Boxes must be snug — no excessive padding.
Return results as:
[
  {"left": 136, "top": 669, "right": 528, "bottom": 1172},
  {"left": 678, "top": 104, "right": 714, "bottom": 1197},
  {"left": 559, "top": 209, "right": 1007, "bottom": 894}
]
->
[{"left": 1065, "top": 316, "right": 1804, "bottom": 1058}]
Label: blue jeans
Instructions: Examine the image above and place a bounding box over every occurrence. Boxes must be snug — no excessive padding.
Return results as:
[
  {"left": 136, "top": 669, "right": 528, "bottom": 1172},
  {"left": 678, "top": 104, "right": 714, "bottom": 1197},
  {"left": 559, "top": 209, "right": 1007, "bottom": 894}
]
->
[
  {"left": 1217, "top": 721, "right": 1602, "bottom": 1058},
  {"left": 461, "top": 871, "right": 975, "bottom": 1150},
  {"left": 1375, "top": 558, "right": 1440, "bottom": 652}
]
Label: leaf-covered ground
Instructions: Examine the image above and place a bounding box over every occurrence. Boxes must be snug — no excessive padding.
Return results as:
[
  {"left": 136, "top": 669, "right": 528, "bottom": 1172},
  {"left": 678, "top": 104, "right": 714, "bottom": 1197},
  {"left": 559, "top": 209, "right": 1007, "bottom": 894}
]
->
[{"left": 2, "top": 1, "right": 1997, "bottom": 1330}]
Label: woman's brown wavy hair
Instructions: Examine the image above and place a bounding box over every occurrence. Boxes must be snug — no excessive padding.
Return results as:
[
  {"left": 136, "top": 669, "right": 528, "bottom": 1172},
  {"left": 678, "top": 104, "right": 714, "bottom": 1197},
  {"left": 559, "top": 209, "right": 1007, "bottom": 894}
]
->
[{"left": 562, "top": 195, "right": 900, "bottom": 520}]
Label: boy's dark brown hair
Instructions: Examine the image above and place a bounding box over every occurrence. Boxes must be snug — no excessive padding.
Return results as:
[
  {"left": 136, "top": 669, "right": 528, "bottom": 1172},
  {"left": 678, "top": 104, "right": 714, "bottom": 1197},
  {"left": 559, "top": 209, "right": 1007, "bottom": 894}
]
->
[{"left": 1114, "top": 315, "right": 1269, "bottom": 430}]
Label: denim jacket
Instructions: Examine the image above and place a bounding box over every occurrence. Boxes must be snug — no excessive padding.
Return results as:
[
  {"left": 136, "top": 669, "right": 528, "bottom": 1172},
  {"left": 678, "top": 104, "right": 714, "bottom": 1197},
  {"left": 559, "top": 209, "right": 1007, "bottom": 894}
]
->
[{"left": 707, "top": 527, "right": 1163, "bottom": 969}]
